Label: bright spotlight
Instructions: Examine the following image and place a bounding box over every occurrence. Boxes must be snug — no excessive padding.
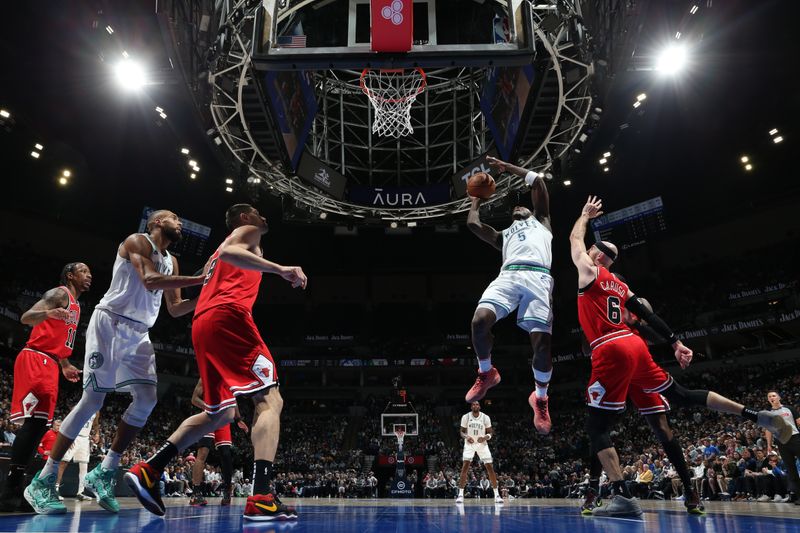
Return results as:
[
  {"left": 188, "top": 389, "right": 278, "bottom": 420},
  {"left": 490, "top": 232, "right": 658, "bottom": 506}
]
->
[
  {"left": 633, "top": 101, "right": 641, "bottom": 108},
  {"left": 105, "top": 25, "right": 114, "bottom": 34},
  {"left": 319, "top": 212, "right": 328, "bottom": 220},
  {"left": 603, "top": 167, "right": 610, "bottom": 173},
  {"left": 769, "top": 128, "right": 778, "bottom": 136},
  {"left": 0, "top": 109, "right": 10, "bottom": 118},
  {"left": 62, "top": 169, "right": 71, "bottom": 177},
  {"left": 636, "top": 93, "right": 647, "bottom": 101},
  {"left": 563, "top": 180, "right": 572, "bottom": 186},
  {"left": 390, "top": 221, "right": 398, "bottom": 229},
  {"left": 603, "top": 152, "right": 611, "bottom": 158},
  {"left": 31, "top": 151, "right": 40, "bottom": 159},
  {"left": 181, "top": 147, "right": 190, "bottom": 155},
  {"left": 190, "top": 173, "right": 196, "bottom": 179},
  {"left": 599, "top": 158, "right": 607, "bottom": 165},
  {"left": 745, "top": 164, "right": 753, "bottom": 171},
  {"left": 225, "top": 186, "right": 233, "bottom": 192},
  {"left": 193, "top": 166, "right": 200, "bottom": 172},
  {"left": 655, "top": 44, "right": 688, "bottom": 75},
  {"left": 690, "top": 5, "right": 699, "bottom": 15},
  {"left": 225, "top": 178, "right": 233, "bottom": 184},
  {"left": 114, "top": 60, "right": 147, "bottom": 90},
  {"left": 189, "top": 160, "right": 197, "bottom": 167},
  {"left": 740, "top": 156, "right": 749, "bottom": 163},
  {"left": 35, "top": 143, "right": 44, "bottom": 150},
  {"left": 58, "top": 177, "right": 68, "bottom": 186},
  {"left": 773, "top": 136, "right": 784, "bottom": 144}
]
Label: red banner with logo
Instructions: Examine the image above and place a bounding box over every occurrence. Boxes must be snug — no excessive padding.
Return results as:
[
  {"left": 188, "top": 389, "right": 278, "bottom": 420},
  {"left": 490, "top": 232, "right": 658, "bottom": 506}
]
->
[
  {"left": 378, "top": 454, "right": 425, "bottom": 466},
  {"left": 371, "top": 0, "right": 413, "bottom": 52}
]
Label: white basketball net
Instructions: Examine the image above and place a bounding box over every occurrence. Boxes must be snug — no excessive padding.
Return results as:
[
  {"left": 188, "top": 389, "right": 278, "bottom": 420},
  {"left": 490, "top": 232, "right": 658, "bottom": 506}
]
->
[
  {"left": 360, "top": 68, "right": 426, "bottom": 138},
  {"left": 394, "top": 425, "right": 406, "bottom": 449}
]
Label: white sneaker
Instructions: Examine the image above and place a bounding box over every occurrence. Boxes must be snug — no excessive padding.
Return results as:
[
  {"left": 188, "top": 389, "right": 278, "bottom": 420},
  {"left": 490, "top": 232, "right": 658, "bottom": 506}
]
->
[
  {"left": 494, "top": 496, "right": 504, "bottom": 504},
  {"left": 757, "top": 495, "right": 771, "bottom": 502},
  {"left": 674, "top": 495, "right": 685, "bottom": 501},
  {"left": 781, "top": 495, "right": 791, "bottom": 503},
  {"left": 455, "top": 494, "right": 464, "bottom": 504},
  {"left": 773, "top": 494, "right": 783, "bottom": 502}
]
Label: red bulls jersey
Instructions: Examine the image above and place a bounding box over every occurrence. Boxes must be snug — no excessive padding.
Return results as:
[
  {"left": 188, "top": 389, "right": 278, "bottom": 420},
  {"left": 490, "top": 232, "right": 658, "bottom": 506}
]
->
[
  {"left": 195, "top": 245, "right": 262, "bottom": 317},
  {"left": 25, "top": 286, "right": 80, "bottom": 359},
  {"left": 577, "top": 266, "right": 634, "bottom": 350}
]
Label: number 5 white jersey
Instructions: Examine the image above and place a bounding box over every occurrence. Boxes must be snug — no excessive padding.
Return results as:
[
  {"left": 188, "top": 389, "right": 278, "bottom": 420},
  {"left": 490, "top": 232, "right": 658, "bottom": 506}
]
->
[{"left": 500, "top": 217, "right": 552, "bottom": 270}]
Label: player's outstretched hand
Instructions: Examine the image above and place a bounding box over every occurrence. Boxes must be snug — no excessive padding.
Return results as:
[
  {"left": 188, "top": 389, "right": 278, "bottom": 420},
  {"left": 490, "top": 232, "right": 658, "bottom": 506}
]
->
[
  {"left": 582, "top": 196, "right": 604, "bottom": 219},
  {"left": 486, "top": 156, "right": 507, "bottom": 172},
  {"left": 281, "top": 266, "right": 308, "bottom": 289},
  {"left": 673, "top": 341, "right": 693, "bottom": 369},
  {"left": 47, "top": 308, "right": 71, "bottom": 322},
  {"left": 61, "top": 362, "right": 82, "bottom": 382}
]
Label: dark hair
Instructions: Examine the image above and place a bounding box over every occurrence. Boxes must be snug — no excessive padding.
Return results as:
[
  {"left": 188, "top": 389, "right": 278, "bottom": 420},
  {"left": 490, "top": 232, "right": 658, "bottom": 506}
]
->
[
  {"left": 225, "top": 203, "right": 254, "bottom": 230},
  {"left": 60, "top": 262, "right": 80, "bottom": 286},
  {"left": 767, "top": 390, "right": 781, "bottom": 398}
]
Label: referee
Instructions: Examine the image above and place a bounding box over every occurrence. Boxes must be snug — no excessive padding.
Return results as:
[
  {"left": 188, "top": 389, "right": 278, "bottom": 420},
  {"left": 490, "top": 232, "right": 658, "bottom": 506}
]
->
[{"left": 765, "top": 390, "right": 800, "bottom": 504}]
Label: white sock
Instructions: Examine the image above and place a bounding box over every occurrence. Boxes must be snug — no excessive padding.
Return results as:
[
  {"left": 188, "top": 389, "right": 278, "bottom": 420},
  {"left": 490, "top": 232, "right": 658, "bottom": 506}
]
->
[
  {"left": 101, "top": 450, "right": 121, "bottom": 471},
  {"left": 40, "top": 458, "right": 60, "bottom": 479},
  {"left": 478, "top": 358, "right": 492, "bottom": 373},
  {"left": 493, "top": 487, "right": 500, "bottom": 497},
  {"left": 533, "top": 369, "right": 552, "bottom": 398},
  {"left": 458, "top": 488, "right": 464, "bottom": 496}
]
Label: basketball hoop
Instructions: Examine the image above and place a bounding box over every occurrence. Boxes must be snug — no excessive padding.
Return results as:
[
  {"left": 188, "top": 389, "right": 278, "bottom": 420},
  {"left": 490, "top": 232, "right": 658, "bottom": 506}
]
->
[
  {"left": 393, "top": 424, "right": 406, "bottom": 449},
  {"left": 360, "top": 68, "right": 426, "bottom": 138}
]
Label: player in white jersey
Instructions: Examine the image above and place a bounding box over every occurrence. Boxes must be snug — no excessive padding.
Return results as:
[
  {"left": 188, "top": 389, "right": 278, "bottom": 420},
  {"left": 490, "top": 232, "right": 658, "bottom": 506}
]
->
[
  {"left": 56, "top": 413, "right": 98, "bottom": 501},
  {"left": 465, "top": 156, "right": 555, "bottom": 435},
  {"left": 456, "top": 402, "right": 502, "bottom": 504},
  {"left": 27, "top": 210, "right": 206, "bottom": 515}
]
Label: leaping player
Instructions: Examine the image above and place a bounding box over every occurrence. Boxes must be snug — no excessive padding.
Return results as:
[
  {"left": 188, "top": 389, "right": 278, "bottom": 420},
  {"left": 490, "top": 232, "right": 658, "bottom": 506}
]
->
[
  {"left": 569, "top": 195, "right": 794, "bottom": 517},
  {"left": 465, "top": 156, "right": 554, "bottom": 434},
  {"left": 455, "top": 402, "right": 503, "bottom": 504}
]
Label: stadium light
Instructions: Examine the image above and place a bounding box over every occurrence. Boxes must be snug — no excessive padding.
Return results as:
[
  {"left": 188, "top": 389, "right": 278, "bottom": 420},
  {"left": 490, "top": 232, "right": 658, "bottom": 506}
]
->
[
  {"left": 773, "top": 136, "right": 784, "bottom": 144},
  {"left": 30, "top": 151, "right": 40, "bottom": 159},
  {"left": 62, "top": 169, "right": 71, "bottom": 177},
  {"left": 655, "top": 44, "right": 688, "bottom": 75},
  {"left": 675, "top": 31, "right": 682, "bottom": 40},
  {"left": 636, "top": 93, "right": 647, "bottom": 101},
  {"left": 563, "top": 180, "right": 572, "bottom": 186},
  {"left": 603, "top": 167, "right": 610, "bottom": 173},
  {"left": 740, "top": 156, "right": 749, "bottom": 163},
  {"left": 769, "top": 128, "right": 779, "bottom": 136},
  {"left": 114, "top": 59, "right": 147, "bottom": 91},
  {"left": 35, "top": 143, "right": 44, "bottom": 150},
  {"left": 225, "top": 178, "right": 233, "bottom": 184},
  {"left": 320, "top": 212, "right": 328, "bottom": 220},
  {"left": 158, "top": 112, "right": 167, "bottom": 119},
  {"left": 745, "top": 164, "right": 753, "bottom": 171},
  {"left": 190, "top": 173, "right": 196, "bottom": 179},
  {"left": 0, "top": 109, "right": 10, "bottom": 118},
  {"left": 105, "top": 25, "right": 114, "bottom": 34},
  {"left": 599, "top": 158, "right": 607, "bottom": 165},
  {"left": 225, "top": 186, "right": 233, "bottom": 192},
  {"left": 192, "top": 166, "right": 200, "bottom": 172},
  {"left": 188, "top": 160, "right": 197, "bottom": 167},
  {"left": 690, "top": 5, "right": 699, "bottom": 15},
  {"left": 390, "top": 221, "right": 398, "bottom": 229},
  {"left": 180, "top": 147, "right": 190, "bottom": 155},
  {"left": 58, "top": 177, "right": 68, "bottom": 186},
  {"left": 122, "top": 50, "right": 129, "bottom": 59},
  {"left": 603, "top": 151, "right": 611, "bottom": 158},
  {"left": 633, "top": 101, "right": 641, "bottom": 108}
]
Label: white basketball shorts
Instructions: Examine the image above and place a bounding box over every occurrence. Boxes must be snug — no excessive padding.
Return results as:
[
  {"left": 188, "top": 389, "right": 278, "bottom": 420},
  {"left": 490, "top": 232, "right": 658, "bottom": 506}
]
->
[
  {"left": 477, "top": 269, "right": 554, "bottom": 334},
  {"left": 463, "top": 442, "right": 493, "bottom": 464},
  {"left": 63, "top": 435, "right": 91, "bottom": 463}
]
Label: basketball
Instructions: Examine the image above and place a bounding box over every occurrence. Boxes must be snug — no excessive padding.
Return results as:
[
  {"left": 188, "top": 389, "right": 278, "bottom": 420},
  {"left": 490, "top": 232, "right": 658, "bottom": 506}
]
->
[{"left": 467, "top": 172, "right": 496, "bottom": 199}]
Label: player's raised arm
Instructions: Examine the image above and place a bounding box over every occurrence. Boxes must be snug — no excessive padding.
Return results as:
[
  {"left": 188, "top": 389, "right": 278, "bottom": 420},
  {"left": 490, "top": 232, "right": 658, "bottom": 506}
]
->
[
  {"left": 219, "top": 225, "right": 307, "bottom": 289},
  {"left": 466, "top": 197, "right": 502, "bottom": 250},
  {"left": 123, "top": 235, "right": 205, "bottom": 291},
  {"left": 569, "top": 196, "right": 603, "bottom": 287},
  {"left": 623, "top": 290, "right": 692, "bottom": 369},
  {"left": 487, "top": 156, "right": 550, "bottom": 228},
  {"left": 20, "top": 287, "right": 70, "bottom": 326}
]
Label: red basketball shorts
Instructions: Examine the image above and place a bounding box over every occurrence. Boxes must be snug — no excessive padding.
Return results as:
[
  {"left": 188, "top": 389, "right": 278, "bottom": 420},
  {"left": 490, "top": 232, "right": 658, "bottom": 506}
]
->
[
  {"left": 202, "top": 424, "right": 233, "bottom": 447},
  {"left": 192, "top": 305, "right": 278, "bottom": 415},
  {"left": 585, "top": 333, "right": 672, "bottom": 413},
  {"left": 10, "top": 349, "right": 60, "bottom": 425}
]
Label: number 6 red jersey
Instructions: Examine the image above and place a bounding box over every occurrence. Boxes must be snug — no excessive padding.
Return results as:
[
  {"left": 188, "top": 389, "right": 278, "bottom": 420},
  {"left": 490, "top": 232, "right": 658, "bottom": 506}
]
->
[
  {"left": 577, "top": 266, "right": 634, "bottom": 351},
  {"left": 25, "top": 286, "right": 81, "bottom": 359}
]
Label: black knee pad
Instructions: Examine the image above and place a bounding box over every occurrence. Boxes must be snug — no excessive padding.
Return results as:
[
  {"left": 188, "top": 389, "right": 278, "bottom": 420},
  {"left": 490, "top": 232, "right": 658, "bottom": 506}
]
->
[
  {"left": 661, "top": 381, "right": 709, "bottom": 408},
  {"left": 585, "top": 408, "right": 616, "bottom": 453}
]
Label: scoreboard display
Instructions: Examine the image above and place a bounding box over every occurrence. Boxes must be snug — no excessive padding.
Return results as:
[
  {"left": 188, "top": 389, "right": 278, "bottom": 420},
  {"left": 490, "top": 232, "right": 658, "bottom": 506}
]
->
[
  {"left": 591, "top": 197, "right": 666, "bottom": 249},
  {"left": 138, "top": 207, "right": 211, "bottom": 259}
]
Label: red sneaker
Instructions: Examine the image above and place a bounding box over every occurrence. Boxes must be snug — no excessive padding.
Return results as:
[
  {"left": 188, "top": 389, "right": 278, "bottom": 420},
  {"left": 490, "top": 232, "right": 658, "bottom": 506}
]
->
[
  {"left": 529, "top": 392, "right": 552, "bottom": 435},
  {"left": 244, "top": 493, "right": 298, "bottom": 521},
  {"left": 123, "top": 462, "right": 166, "bottom": 516},
  {"left": 465, "top": 367, "right": 501, "bottom": 402}
]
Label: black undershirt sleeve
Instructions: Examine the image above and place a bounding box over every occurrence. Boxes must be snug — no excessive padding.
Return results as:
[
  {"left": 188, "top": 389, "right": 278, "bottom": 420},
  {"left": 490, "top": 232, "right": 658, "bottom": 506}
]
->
[{"left": 625, "top": 295, "right": 677, "bottom": 345}]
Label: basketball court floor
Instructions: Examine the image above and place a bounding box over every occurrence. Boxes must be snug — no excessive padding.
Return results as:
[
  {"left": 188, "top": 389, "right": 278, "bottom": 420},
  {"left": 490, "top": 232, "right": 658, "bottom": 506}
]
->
[{"left": 1, "top": 498, "right": 797, "bottom": 533}]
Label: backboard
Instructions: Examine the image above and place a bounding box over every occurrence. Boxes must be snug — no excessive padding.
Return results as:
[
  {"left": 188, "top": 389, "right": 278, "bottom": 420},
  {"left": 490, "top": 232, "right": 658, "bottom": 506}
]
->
[{"left": 381, "top": 401, "right": 419, "bottom": 437}]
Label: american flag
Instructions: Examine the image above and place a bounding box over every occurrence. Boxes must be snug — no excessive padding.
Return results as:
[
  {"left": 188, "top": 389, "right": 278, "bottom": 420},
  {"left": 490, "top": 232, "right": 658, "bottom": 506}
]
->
[{"left": 277, "top": 35, "right": 307, "bottom": 48}]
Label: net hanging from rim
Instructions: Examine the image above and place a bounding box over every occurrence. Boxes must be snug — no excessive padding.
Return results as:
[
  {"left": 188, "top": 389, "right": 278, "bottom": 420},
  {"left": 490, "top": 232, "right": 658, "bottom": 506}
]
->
[{"left": 360, "top": 68, "right": 427, "bottom": 138}]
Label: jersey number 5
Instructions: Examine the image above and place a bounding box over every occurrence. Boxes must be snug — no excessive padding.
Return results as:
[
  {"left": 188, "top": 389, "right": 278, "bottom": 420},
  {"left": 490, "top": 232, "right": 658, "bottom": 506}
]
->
[{"left": 607, "top": 296, "right": 621, "bottom": 324}]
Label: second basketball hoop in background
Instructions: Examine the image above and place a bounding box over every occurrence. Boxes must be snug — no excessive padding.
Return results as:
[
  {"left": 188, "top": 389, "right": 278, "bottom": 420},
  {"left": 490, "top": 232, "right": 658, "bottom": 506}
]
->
[{"left": 360, "top": 68, "right": 426, "bottom": 138}]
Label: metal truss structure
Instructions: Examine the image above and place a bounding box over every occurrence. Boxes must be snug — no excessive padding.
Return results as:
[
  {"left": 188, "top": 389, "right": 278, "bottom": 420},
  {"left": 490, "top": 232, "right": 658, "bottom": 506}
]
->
[{"left": 181, "top": 0, "right": 594, "bottom": 224}]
